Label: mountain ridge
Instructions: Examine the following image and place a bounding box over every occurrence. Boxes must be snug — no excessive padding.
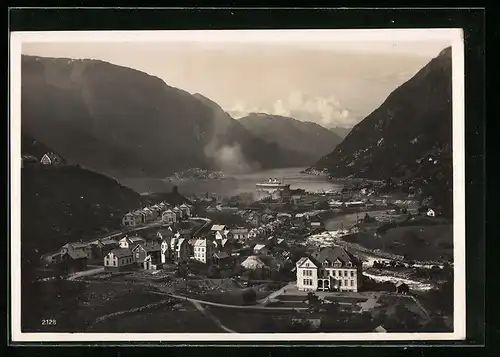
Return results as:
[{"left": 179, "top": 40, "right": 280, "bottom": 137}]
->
[
  {"left": 313, "top": 46, "right": 453, "bottom": 215},
  {"left": 239, "top": 113, "right": 343, "bottom": 162}
]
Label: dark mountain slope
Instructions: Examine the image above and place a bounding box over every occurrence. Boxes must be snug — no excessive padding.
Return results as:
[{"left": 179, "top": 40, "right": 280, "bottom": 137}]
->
[
  {"left": 21, "top": 56, "right": 307, "bottom": 178},
  {"left": 314, "top": 47, "right": 453, "bottom": 214},
  {"left": 239, "top": 113, "right": 343, "bottom": 161},
  {"left": 20, "top": 136, "right": 147, "bottom": 262}
]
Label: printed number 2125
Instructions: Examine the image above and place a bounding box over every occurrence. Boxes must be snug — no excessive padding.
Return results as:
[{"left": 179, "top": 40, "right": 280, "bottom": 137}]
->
[{"left": 42, "top": 319, "right": 56, "bottom": 326}]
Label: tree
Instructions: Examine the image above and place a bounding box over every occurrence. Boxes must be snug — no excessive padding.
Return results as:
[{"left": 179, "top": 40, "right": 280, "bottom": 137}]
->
[
  {"left": 303, "top": 292, "right": 323, "bottom": 313},
  {"left": 288, "top": 318, "right": 313, "bottom": 332},
  {"left": 175, "top": 263, "right": 188, "bottom": 278},
  {"left": 207, "top": 265, "right": 221, "bottom": 279}
]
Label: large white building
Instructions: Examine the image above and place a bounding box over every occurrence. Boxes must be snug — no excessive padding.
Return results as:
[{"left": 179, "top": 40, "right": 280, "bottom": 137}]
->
[
  {"left": 296, "top": 246, "right": 363, "bottom": 292},
  {"left": 193, "top": 239, "right": 215, "bottom": 264}
]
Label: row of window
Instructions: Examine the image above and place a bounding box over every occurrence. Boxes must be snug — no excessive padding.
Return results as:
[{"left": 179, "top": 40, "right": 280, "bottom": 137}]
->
[
  {"left": 304, "top": 279, "right": 356, "bottom": 287},
  {"left": 338, "top": 279, "right": 355, "bottom": 287},
  {"left": 302, "top": 269, "right": 355, "bottom": 278},
  {"left": 105, "top": 257, "right": 133, "bottom": 266}
]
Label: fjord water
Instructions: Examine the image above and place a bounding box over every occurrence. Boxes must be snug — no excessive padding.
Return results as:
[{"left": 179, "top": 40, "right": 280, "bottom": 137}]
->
[{"left": 120, "top": 167, "right": 344, "bottom": 196}]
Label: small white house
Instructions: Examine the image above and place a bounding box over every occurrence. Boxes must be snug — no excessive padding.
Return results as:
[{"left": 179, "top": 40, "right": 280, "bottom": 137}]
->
[
  {"left": 122, "top": 212, "right": 142, "bottom": 227},
  {"left": 172, "top": 206, "right": 184, "bottom": 220},
  {"left": 427, "top": 208, "right": 436, "bottom": 217},
  {"left": 179, "top": 203, "right": 192, "bottom": 218},
  {"left": 104, "top": 248, "right": 135, "bottom": 272},
  {"left": 162, "top": 209, "right": 177, "bottom": 225}
]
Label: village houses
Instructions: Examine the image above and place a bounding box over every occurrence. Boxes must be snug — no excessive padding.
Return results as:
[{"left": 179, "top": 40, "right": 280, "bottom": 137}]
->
[
  {"left": 40, "top": 152, "right": 63, "bottom": 166},
  {"left": 122, "top": 212, "right": 143, "bottom": 227},
  {"left": 172, "top": 206, "right": 184, "bottom": 220},
  {"left": 179, "top": 203, "right": 193, "bottom": 218},
  {"left": 211, "top": 224, "right": 226, "bottom": 234},
  {"left": 193, "top": 238, "right": 216, "bottom": 264},
  {"left": 59, "top": 242, "right": 89, "bottom": 271},
  {"left": 230, "top": 228, "right": 249, "bottom": 241},
  {"left": 132, "top": 243, "right": 163, "bottom": 270},
  {"left": 213, "top": 251, "right": 232, "bottom": 268},
  {"left": 253, "top": 244, "right": 269, "bottom": 255},
  {"left": 122, "top": 201, "right": 176, "bottom": 227},
  {"left": 118, "top": 236, "right": 146, "bottom": 250},
  {"left": 88, "top": 238, "right": 118, "bottom": 259},
  {"left": 160, "top": 237, "right": 173, "bottom": 264},
  {"left": 162, "top": 209, "right": 177, "bottom": 225},
  {"left": 170, "top": 237, "right": 190, "bottom": 262},
  {"left": 141, "top": 207, "right": 155, "bottom": 222},
  {"left": 104, "top": 248, "right": 135, "bottom": 272},
  {"left": 296, "top": 246, "right": 363, "bottom": 293}
]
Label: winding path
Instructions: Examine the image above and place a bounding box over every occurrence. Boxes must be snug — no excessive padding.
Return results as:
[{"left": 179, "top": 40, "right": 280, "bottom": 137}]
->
[
  {"left": 153, "top": 291, "right": 309, "bottom": 311},
  {"left": 190, "top": 300, "right": 237, "bottom": 333}
]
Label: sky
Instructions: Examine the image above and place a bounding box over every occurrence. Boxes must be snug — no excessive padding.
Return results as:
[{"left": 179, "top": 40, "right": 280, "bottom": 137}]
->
[{"left": 22, "top": 32, "right": 452, "bottom": 129}]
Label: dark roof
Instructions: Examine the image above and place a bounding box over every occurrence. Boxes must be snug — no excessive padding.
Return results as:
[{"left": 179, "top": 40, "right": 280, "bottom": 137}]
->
[
  {"left": 144, "top": 243, "right": 161, "bottom": 252},
  {"left": 101, "top": 239, "right": 118, "bottom": 246},
  {"left": 159, "top": 229, "right": 174, "bottom": 237},
  {"left": 65, "top": 249, "right": 87, "bottom": 260},
  {"left": 214, "top": 251, "right": 230, "bottom": 260},
  {"left": 310, "top": 246, "right": 361, "bottom": 267},
  {"left": 110, "top": 248, "right": 133, "bottom": 258},
  {"left": 63, "top": 242, "right": 89, "bottom": 250},
  {"left": 134, "top": 243, "right": 161, "bottom": 253},
  {"left": 129, "top": 236, "right": 146, "bottom": 242},
  {"left": 22, "top": 155, "right": 38, "bottom": 161}
]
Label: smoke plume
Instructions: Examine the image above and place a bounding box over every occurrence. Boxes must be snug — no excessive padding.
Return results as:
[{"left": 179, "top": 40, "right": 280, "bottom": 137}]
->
[{"left": 206, "top": 144, "right": 254, "bottom": 174}]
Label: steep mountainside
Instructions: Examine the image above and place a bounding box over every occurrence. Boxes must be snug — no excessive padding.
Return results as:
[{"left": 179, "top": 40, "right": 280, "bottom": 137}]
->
[
  {"left": 21, "top": 55, "right": 306, "bottom": 179},
  {"left": 314, "top": 47, "right": 453, "bottom": 214},
  {"left": 21, "top": 134, "right": 147, "bottom": 261},
  {"left": 239, "top": 113, "right": 343, "bottom": 162}
]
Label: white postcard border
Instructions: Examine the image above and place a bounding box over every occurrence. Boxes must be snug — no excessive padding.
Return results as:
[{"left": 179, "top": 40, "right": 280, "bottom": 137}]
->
[{"left": 10, "top": 29, "right": 466, "bottom": 343}]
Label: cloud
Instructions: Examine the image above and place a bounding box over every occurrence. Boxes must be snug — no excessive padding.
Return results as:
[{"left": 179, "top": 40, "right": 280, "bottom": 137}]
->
[{"left": 228, "top": 91, "right": 359, "bottom": 128}]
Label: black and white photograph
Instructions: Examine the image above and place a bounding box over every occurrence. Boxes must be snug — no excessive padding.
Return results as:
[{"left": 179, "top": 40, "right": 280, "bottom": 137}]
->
[{"left": 10, "top": 28, "right": 465, "bottom": 342}]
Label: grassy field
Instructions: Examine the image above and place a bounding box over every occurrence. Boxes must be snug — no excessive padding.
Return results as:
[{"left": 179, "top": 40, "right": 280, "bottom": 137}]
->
[
  {"left": 90, "top": 301, "right": 222, "bottom": 333},
  {"left": 343, "top": 224, "right": 453, "bottom": 262},
  {"left": 208, "top": 307, "right": 298, "bottom": 333},
  {"left": 79, "top": 282, "right": 167, "bottom": 323}
]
